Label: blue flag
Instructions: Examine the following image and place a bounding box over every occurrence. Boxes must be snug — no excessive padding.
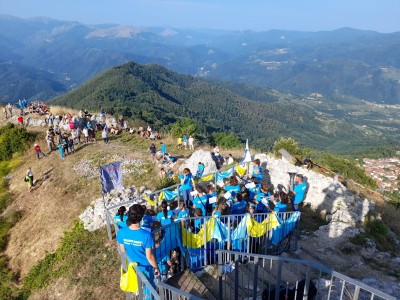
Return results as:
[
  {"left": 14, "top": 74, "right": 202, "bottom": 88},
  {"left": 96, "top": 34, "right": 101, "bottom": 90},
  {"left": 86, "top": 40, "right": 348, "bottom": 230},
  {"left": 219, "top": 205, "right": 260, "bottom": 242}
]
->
[{"left": 100, "top": 161, "right": 123, "bottom": 194}]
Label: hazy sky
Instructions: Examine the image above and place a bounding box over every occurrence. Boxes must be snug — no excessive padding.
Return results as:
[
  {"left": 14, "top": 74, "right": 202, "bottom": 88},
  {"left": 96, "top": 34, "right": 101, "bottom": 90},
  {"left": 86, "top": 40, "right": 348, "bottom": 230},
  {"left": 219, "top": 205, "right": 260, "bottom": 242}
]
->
[{"left": 0, "top": 0, "right": 399, "bottom": 32}]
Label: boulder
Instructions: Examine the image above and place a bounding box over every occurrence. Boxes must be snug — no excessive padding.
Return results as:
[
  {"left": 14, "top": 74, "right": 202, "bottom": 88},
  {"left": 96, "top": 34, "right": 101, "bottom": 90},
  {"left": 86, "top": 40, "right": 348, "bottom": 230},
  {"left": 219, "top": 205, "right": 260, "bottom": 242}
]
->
[{"left": 179, "top": 150, "right": 218, "bottom": 175}]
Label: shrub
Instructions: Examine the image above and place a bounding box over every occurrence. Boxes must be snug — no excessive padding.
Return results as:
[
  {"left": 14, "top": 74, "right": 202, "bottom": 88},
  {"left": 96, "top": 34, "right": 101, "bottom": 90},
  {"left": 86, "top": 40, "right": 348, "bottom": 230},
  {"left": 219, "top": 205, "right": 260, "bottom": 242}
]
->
[
  {"left": 273, "top": 137, "right": 301, "bottom": 157},
  {"left": 0, "top": 123, "right": 32, "bottom": 161},
  {"left": 210, "top": 132, "right": 241, "bottom": 149},
  {"left": 155, "top": 176, "right": 180, "bottom": 190},
  {"left": 170, "top": 118, "right": 198, "bottom": 138}
]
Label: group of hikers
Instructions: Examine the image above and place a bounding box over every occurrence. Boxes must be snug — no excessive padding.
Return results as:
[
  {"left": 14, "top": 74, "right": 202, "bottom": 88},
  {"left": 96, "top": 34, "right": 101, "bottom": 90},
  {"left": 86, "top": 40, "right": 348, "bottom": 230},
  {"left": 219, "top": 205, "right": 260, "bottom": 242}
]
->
[{"left": 115, "top": 157, "right": 308, "bottom": 287}]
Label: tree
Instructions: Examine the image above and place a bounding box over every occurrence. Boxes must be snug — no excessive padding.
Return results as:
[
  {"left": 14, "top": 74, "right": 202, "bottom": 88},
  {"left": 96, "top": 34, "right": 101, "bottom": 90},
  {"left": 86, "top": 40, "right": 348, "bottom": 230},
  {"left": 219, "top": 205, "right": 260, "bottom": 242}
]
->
[
  {"left": 170, "top": 118, "right": 198, "bottom": 138},
  {"left": 211, "top": 132, "right": 241, "bottom": 149}
]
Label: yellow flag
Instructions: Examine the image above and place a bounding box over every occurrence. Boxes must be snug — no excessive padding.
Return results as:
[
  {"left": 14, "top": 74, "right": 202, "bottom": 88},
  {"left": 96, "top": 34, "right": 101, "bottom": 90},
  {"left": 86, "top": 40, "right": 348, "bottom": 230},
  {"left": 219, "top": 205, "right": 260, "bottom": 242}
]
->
[
  {"left": 198, "top": 174, "right": 215, "bottom": 183},
  {"left": 235, "top": 165, "right": 247, "bottom": 177},
  {"left": 182, "top": 218, "right": 215, "bottom": 248},
  {"left": 144, "top": 194, "right": 156, "bottom": 206},
  {"left": 246, "top": 214, "right": 280, "bottom": 238},
  {"left": 158, "top": 191, "right": 165, "bottom": 202}
]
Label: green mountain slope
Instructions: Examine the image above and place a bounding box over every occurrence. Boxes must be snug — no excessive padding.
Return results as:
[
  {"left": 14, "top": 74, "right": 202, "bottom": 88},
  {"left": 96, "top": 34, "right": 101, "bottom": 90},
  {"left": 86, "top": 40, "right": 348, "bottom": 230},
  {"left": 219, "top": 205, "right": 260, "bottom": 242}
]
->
[{"left": 50, "top": 62, "right": 398, "bottom": 153}]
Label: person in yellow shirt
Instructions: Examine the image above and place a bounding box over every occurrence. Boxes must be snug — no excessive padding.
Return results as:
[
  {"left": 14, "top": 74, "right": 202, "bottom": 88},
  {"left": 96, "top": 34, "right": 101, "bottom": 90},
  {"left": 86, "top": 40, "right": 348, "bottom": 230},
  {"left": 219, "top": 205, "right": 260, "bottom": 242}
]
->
[{"left": 177, "top": 136, "right": 183, "bottom": 149}]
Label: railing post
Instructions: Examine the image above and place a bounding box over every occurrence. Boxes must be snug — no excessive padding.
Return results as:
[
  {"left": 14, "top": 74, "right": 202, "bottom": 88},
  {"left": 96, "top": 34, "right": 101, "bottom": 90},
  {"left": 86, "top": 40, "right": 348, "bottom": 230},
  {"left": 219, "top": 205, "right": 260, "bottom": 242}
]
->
[
  {"left": 275, "top": 260, "right": 283, "bottom": 300},
  {"left": 204, "top": 217, "right": 208, "bottom": 267},
  {"left": 252, "top": 257, "right": 259, "bottom": 300},
  {"left": 227, "top": 216, "right": 231, "bottom": 249},
  {"left": 218, "top": 250, "right": 223, "bottom": 300},
  {"left": 353, "top": 285, "right": 360, "bottom": 300},
  {"left": 303, "top": 266, "right": 311, "bottom": 300},
  {"left": 105, "top": 208, "right": 112, "bottom": 240},
  {"left": 234, "top": 258, "right": 239, "bottom": 300}
]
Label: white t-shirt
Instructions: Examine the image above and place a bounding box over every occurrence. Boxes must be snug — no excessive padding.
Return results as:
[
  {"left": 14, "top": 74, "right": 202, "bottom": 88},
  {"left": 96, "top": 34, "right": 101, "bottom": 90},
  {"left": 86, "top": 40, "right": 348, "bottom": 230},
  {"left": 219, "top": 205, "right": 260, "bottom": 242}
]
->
[{"left": 188, "top": 137, "right": 194, "bottom": 145}]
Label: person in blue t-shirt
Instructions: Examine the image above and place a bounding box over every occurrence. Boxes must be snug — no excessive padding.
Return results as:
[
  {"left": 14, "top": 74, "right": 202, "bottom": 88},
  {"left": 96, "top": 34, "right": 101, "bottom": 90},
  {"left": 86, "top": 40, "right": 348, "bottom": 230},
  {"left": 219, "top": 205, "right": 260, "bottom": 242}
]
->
[
  {"left": 160, "top": 142, "right": 167, "bottom": 157},
  {"left": 225, "top": 176, "right": 241, "bottom": 201},
  {"left": 290, "top": 174, "right": 307, "bottom": 211},
  {"left": 231, "top": 193, "right": 247, "bottom": 215},
  {"left": 190, "top": 208, "right": 203, "bottom": 233},
  {"left": 251, "top": 159, "right": 263, "bottom": 181},
  {"left": 116, "top": 204, "right": 160, "bottom": 285},
  {"left": 206, "top": 184, "right": 218, "bottom": 211},
  {"left": 175, "top": 202, "right": 189, "bottom": 227},
  {"left": 193, "top": 185, "right": 208, "bottom": 217},
  {"left": 156, "top": 201, "right": 175, "bottom": 226},
  {"left": 271, "top": 191, "right": 289, "bottom": 213},
  {"left": 179, "top": 168, "right": 195, "bottom": 207},
  {"left": 114, "top": 206, "right": 128, "bottom": 229},
  {"left": 195, "top": 162, "right": 205, "bottom": 179},
  {"left": 253, "top": 183, "right": 271, "bottom": 213},
  {"left": 141, "top": 206, "right": 156, "bottom": 232},
  {"left": 183, "top": 135, "right": 188, "bottom": 150}
]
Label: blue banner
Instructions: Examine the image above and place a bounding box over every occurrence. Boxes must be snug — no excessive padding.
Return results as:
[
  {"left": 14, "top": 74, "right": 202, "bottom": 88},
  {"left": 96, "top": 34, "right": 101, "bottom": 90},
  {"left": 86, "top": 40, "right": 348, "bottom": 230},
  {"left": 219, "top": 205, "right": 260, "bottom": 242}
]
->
[{"left": 100, "top": 161, "right": 123, "bottom": 194}]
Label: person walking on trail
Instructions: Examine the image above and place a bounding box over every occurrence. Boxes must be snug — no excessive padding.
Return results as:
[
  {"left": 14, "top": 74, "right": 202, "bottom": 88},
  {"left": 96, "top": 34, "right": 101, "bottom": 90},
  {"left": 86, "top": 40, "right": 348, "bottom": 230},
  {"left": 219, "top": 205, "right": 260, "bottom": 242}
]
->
[
  {"left": 34, "top": 144, "right": 47, "bottom": 159},
  {"left": 188, "top": 135, "right": 194, "bottom": 150},
  {"left": 27, "top": 167, "right": 33, "bottom": 184},
  {"left": 160, "top": 142, "right": 167, "bottom": 158},
  {"left": 149, "top": 143, "right": 156, "bottom": 163},
  {"left": 82, "top": 127, "right": 89, "bottom": 143},
  {"left": 102, "top": 129, "right": 109, "bottom": 144},
  {"left": 25, "top": 170, "right": 33, "bottom": 192},
  {"left": 17, "top": 114, "right": 24, "bottom": 127},
  {"left": 117, "top": 204, "right": 160, "bottom": 292},
  {"left": 57, "top": 143, "right": 65, "bottom": 159},
  {"left": 6, "top": 103, "right": 13, "bottom": 117},
  {"left": 2, "top": 106, "right": 7, "bottom": 119}
]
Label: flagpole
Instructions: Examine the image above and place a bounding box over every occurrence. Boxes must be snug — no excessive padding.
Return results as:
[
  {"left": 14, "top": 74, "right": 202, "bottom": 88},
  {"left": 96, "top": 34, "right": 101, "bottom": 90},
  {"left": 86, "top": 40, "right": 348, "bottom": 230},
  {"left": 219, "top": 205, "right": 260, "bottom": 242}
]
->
[{"left": 99, "top": 162, "right": 113, "bottom": 240}]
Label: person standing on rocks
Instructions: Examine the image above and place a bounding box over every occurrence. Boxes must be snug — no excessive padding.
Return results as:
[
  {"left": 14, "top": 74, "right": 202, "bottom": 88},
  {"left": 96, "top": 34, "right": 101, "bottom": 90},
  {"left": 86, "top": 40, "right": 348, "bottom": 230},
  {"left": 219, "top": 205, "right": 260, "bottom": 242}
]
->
[
  {"left": 290, "top": 174, "right": 307, "bottom": 211},
  {"left": 177, "top": 136, "right": 183, "bottom": 149},
  {"left": 183, "top": 135, "right": 188, "bottom": 150},
  {"left": 6, "top": 103, "right": 13, "bottom": 117},
  {"left": 149, "top": 143, "right": 156, "bottom": 163}
]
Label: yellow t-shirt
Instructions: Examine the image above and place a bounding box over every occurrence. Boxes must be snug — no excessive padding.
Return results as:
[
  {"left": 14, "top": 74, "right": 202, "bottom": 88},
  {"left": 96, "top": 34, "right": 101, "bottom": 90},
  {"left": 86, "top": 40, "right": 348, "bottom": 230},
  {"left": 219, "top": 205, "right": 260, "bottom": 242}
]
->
[{"left": 178, "top": 137, "right": 183, "bottom": 144}]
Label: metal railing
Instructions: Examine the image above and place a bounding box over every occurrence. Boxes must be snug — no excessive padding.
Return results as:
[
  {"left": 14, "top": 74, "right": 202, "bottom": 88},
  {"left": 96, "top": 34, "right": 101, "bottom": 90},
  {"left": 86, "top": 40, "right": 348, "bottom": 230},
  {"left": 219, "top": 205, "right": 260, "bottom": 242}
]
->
[{"left": 216, "top": 250, "right": 396, "bottom": 300}]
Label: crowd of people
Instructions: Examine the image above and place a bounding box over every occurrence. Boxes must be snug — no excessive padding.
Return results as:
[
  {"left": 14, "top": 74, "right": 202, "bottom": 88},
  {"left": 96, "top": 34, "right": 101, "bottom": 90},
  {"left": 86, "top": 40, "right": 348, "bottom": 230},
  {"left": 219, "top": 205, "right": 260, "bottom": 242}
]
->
[{"left": 115, "top": 158, "right": 308, "bottom": 285}]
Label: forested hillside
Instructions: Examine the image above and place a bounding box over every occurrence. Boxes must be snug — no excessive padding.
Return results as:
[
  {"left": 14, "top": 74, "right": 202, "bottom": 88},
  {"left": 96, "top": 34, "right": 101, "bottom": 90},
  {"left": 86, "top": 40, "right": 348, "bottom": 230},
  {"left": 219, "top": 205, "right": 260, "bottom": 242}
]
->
[{"left": 51, "top": 62, "right": 399, "bottom": 153}]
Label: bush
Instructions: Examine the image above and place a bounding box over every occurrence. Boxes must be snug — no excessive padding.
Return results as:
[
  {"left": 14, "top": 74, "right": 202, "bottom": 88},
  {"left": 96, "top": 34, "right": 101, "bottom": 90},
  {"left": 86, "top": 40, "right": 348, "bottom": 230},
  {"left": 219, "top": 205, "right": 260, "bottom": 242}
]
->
[
  {"left": 210, "top": 132, "right": 241, "bottom": 149},
  {"left": 170, "top": 118, "right": 198, "bottom": 138},
  {"left": 273, "top": 137, "right": 301, "bottom": 157},
  {"left": 154, "top": 176, "right": 180, "bottom": 190},
  {"left": 0, "top": 123, "right": 32, "bottom": 161}
]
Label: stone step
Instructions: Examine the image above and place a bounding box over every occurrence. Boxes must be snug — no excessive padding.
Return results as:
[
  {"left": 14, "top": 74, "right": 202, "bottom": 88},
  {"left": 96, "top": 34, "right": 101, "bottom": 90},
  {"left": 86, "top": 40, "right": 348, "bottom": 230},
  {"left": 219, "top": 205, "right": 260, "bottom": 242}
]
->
[{"left": 165, "top": 269, "right": 216, "bottom": 300}]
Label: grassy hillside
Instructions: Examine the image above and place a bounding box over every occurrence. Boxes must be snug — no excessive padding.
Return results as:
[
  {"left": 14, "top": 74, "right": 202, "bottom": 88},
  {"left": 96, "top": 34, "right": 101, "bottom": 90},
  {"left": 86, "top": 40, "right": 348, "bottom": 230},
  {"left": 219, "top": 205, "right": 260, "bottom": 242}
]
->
[{"left": 50, "top": 61, "right": 398, "bottom": 154}]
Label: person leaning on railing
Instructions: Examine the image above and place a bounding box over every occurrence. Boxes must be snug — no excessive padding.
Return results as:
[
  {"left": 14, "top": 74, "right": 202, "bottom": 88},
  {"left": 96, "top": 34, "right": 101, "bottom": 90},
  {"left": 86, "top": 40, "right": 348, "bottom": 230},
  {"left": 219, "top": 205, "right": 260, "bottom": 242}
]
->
[{"left": 117, "top": 204, "right": 160, "bottom": 285}]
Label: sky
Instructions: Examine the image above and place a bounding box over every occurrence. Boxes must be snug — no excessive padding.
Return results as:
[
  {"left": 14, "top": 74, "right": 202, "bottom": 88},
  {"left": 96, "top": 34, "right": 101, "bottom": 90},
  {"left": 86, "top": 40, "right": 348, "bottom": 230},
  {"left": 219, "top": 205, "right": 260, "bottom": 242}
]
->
[{"left": 0, "top": 0, "right": 399, "bottom": 32}]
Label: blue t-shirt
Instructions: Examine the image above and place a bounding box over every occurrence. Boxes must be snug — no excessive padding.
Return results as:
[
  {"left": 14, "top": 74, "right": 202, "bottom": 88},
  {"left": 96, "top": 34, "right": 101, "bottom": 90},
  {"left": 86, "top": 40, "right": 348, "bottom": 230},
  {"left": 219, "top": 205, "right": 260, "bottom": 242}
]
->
[
  {"left": 87, "top": 122, "right": 92, "bottom": 130},
  {"left": 161, "top": 144, "right": 167, "bottom": 153},
  {"left": 180, "top": 173, "right": 193, "bottom": 190},
  {"left": 255, "top": 190, "right": 270, "bottom": 213},
  {"left": 252, "top": 165, "right": 263, "bottom": 180},
  {"left": 114, "top": 214, "right": 128, "bottom": 229},
  {"left": 273, "top": 202, "right": 287, "bottom": 213},
  {"left": 225, "top": 185, "right": 240, "bottom": 200},
  {"left": 231, "top": 200, "right": 247, "bottom": 215},
  {"left": 193, "top": 218, "right": 202, "bottom": 233},
  {"left": 156, "top": 210, "right": 174, "bottom": 226},
  {"left": 196, "top": 164, "right": 205, "bottom": 177},
  {"left": 176, "top": 209, "right": 189, "bottom": 220},
  {"left": 117, "top": 227, "right": 154, "bottom": 266},
  {"left": 183, "top": 136, "right": 188, "bottom": 142},
  {"left": 213, "top": 211, "right": 222, "bottom": 217},
  {"left": 141, "top": 214, "right": 154, "bottom": 230},
  {"left": 293, "top": 182, "right": 307, "bottom": 204},
  {"left": 193, "top": 194, "right": 208, "bottom": 216}
]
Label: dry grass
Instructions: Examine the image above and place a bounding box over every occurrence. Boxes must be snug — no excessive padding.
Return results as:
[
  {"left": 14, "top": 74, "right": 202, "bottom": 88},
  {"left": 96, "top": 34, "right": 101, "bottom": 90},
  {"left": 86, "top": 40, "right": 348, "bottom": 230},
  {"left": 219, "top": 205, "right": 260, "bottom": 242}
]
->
[{"left": 48, "top": 105, "right": 80, "bottom": 116}]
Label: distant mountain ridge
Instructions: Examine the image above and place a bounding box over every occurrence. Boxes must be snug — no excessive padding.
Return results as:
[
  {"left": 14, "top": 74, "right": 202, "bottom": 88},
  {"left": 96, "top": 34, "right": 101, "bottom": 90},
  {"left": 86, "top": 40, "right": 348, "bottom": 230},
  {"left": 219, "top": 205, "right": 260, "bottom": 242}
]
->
[
  {"left": 1, "top": 15, "right": 400, "bottom": 104},
  {"left": 50, "top": 61, "right": 400, "bottom": 153}
]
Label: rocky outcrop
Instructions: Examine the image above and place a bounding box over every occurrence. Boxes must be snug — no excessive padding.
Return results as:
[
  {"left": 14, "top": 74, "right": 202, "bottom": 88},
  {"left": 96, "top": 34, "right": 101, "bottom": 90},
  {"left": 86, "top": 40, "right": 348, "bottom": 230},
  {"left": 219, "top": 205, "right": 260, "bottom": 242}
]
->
[{"left": 179, "top": 149, "right": 218, "bottom": 175}]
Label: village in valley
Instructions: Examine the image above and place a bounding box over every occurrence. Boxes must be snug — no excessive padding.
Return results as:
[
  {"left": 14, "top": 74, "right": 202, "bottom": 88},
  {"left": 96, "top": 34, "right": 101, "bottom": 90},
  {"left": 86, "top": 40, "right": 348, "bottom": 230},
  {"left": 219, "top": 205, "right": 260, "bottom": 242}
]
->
[{"left": 363, "top": 157, "right": 400, "bottom": 192}]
